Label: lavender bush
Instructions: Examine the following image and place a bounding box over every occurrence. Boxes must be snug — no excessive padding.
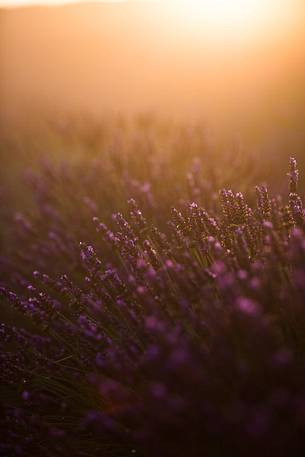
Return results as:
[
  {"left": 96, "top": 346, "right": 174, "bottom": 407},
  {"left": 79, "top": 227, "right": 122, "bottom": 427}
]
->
[{"left": 1, "top": 144, "right": 305, "bottom": 456}]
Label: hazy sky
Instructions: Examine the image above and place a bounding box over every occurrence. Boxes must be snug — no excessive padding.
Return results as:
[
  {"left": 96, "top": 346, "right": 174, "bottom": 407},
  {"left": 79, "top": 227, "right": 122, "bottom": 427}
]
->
[
  {"left": 0, "top": 0, "right": 142, "bottom": 4},
  {"left": 0, "top": 0, "right": 126, "bottom": 5},
  {"left": 1, "top": 0, "right": 304, "bottom": 129}
]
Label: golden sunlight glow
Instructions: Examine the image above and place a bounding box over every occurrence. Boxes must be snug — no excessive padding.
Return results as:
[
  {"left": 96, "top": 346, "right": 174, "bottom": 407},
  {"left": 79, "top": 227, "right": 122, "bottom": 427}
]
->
[
  {"left": 166, "top": 0, "right": 295, "bottom": 41},
  {"left": 0, "top": 0, "right": 299, "bottom": 41}
]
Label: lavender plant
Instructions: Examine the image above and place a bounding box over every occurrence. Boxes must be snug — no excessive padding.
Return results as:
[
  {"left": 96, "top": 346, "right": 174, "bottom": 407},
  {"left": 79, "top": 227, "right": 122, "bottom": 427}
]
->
[{"left": 1, "top": 155, "right": 305, "bottom": 457}]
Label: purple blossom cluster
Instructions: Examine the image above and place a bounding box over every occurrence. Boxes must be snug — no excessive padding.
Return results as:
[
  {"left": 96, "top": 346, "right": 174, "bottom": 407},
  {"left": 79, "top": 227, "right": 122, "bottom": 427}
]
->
[{"left": 1, "top": 155, "right": 305, "bottom": 457}]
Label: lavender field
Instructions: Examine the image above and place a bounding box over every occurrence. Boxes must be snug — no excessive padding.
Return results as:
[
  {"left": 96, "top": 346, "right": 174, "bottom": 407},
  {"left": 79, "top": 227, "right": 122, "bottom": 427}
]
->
[{"left": 1, "top": 119, "right": 305, "bottom": 456}]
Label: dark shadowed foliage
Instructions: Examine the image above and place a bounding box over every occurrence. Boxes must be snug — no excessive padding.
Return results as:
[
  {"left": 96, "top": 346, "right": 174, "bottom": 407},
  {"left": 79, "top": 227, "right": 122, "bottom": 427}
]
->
[{"left": 1, "top": 122, "right": 305, "bottom": 456}]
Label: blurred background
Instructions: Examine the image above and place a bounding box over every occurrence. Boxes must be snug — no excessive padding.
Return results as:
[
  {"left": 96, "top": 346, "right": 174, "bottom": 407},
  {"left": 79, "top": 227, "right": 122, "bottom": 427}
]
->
[
  {"left": 1, "top": 0, "right": 305, "bottom": 145},
  {"left": 0, "top": 0, "right": 305, "bottom": 227}
]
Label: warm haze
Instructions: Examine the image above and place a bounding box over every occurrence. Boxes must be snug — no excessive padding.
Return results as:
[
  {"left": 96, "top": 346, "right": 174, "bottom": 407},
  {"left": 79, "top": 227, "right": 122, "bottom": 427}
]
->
[{"left": 1, "top": 0, "right": 305, "bottom": 149}]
